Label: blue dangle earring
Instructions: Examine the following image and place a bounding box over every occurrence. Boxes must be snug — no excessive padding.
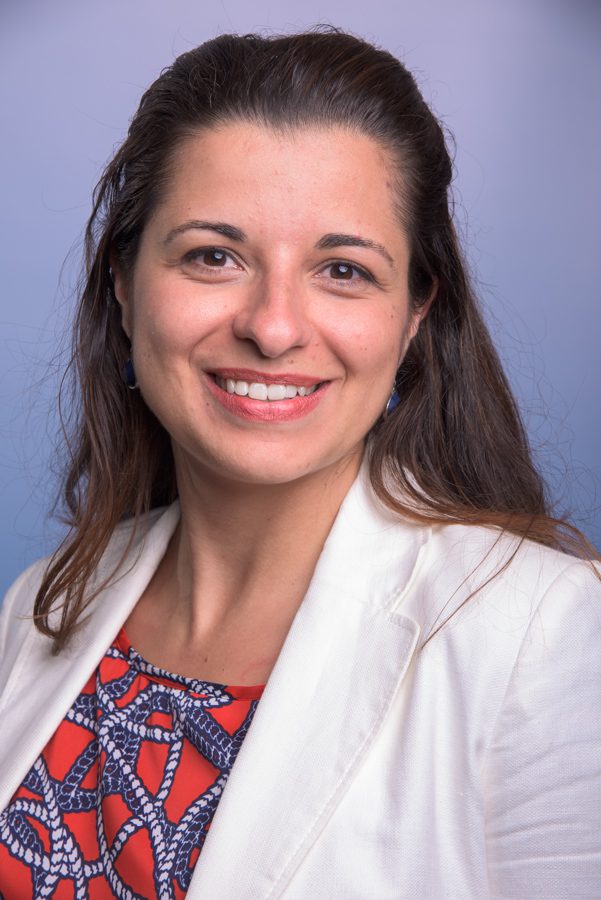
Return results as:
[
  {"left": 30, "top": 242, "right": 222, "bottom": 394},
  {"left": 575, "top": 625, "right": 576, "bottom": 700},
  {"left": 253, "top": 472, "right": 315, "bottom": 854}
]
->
[
  {"left": 384, "top": 385, "right": 401, "bottom": 418},
  {"left": 123, "top": 357, "right": 138, "bottom": 390}
]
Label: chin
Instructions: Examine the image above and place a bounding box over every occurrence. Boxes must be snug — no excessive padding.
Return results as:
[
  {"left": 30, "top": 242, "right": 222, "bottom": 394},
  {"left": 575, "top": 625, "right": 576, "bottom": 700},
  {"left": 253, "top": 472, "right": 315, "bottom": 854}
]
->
[
  {"left": 176, "top": 442, "right": 358, "bottom": 491},
  {"left": 171, "top": 422, "right": 367, "bottom": 491},
  {"left": 217, "top": 442, "right": 366, "bottom": 490},
  {"left": 212, "top": 455, "right": 327, "bottom": 488}
]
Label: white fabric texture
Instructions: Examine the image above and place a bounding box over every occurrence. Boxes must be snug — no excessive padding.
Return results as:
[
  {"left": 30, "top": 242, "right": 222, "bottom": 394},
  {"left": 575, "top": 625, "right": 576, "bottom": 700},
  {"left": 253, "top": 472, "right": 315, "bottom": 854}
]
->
[{"left": 1, "top": 467, "right": 600, "bottom": 899}]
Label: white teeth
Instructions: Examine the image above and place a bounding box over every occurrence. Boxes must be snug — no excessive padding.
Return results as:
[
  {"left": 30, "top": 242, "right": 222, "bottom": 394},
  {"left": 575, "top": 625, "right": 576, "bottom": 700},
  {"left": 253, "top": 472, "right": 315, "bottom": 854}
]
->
[
  {"left": 215, "top": 376, "right": 319, "bottom": 401},
  {"left": 266, "top": 384, "right": 287, "bottom": 401},
  {"left": 248, "top": 382, "right": 268, "bottom": 400}
]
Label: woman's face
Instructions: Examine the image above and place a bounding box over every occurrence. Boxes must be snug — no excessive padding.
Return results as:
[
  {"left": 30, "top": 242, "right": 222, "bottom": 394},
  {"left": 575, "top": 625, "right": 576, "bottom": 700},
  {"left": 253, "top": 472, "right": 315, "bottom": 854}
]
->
[{"left": 115, "top": 123, "right": 427, "bottom": 487}]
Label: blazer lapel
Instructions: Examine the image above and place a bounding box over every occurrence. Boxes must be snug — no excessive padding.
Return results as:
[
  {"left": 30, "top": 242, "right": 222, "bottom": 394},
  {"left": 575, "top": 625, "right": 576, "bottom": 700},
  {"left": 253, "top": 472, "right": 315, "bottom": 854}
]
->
[
  {"left": 0, "top": 504, "right": 180, "bottom": 811},
  {"left": 187, "top": 470, "right": 427, "bottom": 899},
  {"left": 1, "top": 468, "right": 427, "bottom": 896}
]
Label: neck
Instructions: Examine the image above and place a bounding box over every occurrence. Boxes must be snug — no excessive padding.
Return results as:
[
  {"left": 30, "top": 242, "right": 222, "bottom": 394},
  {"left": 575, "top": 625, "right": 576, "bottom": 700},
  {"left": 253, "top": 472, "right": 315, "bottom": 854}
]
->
[{"left": 157, "top": 448, "right": 363, "bottom": 638}]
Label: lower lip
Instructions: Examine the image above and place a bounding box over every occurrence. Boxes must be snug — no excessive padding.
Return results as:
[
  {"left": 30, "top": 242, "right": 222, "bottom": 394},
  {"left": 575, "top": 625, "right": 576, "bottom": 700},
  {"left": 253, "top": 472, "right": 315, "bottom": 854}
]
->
[{"left": 205, "top": 376, "right": 329, "bottom": 422}]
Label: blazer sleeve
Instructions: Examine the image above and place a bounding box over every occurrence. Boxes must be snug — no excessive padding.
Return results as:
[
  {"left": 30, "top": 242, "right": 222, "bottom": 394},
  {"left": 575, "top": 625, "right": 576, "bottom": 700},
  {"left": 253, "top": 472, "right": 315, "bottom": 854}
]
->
[
  {"left": 483, "top": 561, "right": 601, "bottom": 899},
  {"left": 0, "top": 559, "right": 47, "bottom": 694}
]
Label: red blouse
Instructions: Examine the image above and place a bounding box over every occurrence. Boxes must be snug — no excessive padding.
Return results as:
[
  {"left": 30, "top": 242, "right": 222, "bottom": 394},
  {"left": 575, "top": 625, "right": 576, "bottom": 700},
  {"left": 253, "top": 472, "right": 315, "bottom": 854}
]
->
[{"left": 0, "top": 629, "right": 264, "bottom": 898}]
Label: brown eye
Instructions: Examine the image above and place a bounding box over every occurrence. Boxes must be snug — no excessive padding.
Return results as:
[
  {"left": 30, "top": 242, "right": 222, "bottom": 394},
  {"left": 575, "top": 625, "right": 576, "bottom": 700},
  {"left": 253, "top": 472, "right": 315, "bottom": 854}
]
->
[
  {"left": 181, "top": 246, "right": 241, "bottom": 275},
  {"left": 324, "top": 261, "right": 374, "bottom": 285},
  {"left": 330, "top": 262, "right": 354, "bottom": 280},
  {"left": 202, "top": 249, "right": 228, "bottom": 266}
]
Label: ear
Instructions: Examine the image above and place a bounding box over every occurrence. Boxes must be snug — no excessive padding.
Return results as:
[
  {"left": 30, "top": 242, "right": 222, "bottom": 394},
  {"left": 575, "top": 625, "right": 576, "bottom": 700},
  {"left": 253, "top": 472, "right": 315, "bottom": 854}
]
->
[
  {"left": 407, "top": 276, "right": 438, "bottom": 342},
  {"left": 109, "top": 251, "right": 133, "bottom": 340}
]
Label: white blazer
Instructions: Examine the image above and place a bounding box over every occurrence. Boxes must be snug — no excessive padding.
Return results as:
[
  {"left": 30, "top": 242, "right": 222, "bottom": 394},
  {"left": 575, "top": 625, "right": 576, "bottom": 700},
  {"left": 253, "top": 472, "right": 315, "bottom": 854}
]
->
[{"left": 1, "top": 468, "right": 600, "bottom": 899}]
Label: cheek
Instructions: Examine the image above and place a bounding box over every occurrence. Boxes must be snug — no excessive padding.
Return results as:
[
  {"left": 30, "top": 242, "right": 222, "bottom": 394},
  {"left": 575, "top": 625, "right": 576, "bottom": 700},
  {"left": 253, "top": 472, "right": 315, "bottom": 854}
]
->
[
  {"left": 330, "top": 309, "right": 411, "bottom": 382},
  {"left": 134, "top": 311, "right": 183, "bottom": 367},
  {"left": 131, "top": 281, "right": 224, "bottom": 359}
]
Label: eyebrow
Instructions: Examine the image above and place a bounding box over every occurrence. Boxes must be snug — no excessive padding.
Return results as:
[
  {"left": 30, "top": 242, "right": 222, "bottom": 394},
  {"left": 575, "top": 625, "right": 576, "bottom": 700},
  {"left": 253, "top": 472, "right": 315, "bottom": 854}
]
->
[
  {"left": 163, "top": 221, "right": 395, "bottom": 268},
  {"left": 163, "top": 220, "right": 247, "bottom": 245},
  {"left": 315, "top": 233, "right": 395, "bottom": 267}
]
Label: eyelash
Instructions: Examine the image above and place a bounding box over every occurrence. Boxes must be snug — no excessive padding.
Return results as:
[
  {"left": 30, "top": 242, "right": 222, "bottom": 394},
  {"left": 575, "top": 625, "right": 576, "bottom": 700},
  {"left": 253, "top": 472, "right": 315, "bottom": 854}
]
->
[
  {"left": 182, "top": 247, "right": 241, "bottom": 270},
  {"left": 322, "top": 260, "right": 375, "bottom": 285},
  {"left": 181, "top": 247, "right": 376, "bottom": 285}
]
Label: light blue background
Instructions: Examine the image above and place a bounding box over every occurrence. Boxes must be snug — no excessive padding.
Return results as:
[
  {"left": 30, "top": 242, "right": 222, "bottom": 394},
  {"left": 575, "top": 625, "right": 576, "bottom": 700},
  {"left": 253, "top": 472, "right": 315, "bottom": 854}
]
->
[{"left": 1, "top": 0, "right": 600, "bottom": 596}]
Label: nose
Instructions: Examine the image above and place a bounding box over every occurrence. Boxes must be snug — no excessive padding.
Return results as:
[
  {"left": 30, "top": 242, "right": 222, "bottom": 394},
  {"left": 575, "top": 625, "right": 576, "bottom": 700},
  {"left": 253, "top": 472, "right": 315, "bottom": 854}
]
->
[{"left": 232, "top": 273, "right": 313, "bottom": 358}]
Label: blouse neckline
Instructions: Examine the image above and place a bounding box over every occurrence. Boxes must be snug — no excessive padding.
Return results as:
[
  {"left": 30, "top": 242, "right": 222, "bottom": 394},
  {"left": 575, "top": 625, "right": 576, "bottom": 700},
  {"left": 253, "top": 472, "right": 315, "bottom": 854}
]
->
[{"left": 115, "top": 627, "right": 266, "bottom": 700}]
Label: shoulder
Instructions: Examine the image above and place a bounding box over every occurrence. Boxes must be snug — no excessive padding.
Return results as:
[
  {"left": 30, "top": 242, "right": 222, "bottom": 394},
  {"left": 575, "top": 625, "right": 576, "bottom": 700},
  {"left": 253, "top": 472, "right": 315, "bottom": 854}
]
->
[
  {"left": 1, "top": 505, "right": 169, "bottom": 619},
  {"left": 413, "top": 519, "right": 600, "bottom": 621},
  {"left": 0, "top": 504, "right": 176, "bottom": 681},
  {"left": 339, "top": 467, "right": 600, "bottom": 635},
  {"left": 396, "top": 516, "right": 600, "bottom": 695},
  {"left": 405, "top": 519, "right": 601, "bottom": 725},
  {"left": 396, "top": 523, "right": 601, "bottom": 808}
]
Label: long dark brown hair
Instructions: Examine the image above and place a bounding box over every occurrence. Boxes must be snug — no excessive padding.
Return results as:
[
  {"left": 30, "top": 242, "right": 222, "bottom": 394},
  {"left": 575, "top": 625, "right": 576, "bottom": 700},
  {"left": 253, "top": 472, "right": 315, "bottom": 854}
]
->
[{"left": 35, "top": 28, "right": 598, "bottom": 650}]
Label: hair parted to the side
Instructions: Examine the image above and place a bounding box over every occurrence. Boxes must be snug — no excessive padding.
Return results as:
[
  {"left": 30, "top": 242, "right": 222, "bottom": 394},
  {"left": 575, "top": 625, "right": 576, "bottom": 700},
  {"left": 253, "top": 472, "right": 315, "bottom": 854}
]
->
[{"left": 35, "top": 27, "right": 598, "bottom": 651}]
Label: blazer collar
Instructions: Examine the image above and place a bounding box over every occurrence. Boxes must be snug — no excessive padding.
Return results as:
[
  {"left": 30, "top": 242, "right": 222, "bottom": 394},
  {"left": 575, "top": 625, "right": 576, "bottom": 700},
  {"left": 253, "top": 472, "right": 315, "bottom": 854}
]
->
[
  {"left": 0, "top": 504, "right": 180, "bottom": 810},
  {"left": 187, "top": 466, "right": 428, "bottom": 899},
  {"left": 1, "top": 466, "right": 428, "bottom": 896}
]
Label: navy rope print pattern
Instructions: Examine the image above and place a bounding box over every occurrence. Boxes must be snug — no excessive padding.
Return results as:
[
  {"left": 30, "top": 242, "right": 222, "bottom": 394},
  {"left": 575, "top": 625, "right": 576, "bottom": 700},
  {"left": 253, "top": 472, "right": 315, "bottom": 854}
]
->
[{"left": 0, "top": 639, "right": 260, "bottom": 898}]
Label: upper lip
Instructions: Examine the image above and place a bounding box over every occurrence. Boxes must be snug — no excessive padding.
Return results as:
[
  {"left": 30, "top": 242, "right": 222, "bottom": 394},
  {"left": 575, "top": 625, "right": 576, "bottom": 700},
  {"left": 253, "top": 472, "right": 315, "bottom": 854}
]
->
[{"left": 209, "top": 368, "right": 325, "bottom": 387}]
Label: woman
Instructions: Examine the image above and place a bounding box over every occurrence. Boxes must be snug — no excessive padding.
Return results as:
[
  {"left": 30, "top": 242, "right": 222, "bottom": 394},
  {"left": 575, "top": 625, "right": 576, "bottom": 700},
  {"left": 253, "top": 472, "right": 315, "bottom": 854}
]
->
[{"left": 0, "top": 29, "right": 599, "bottom": 899}]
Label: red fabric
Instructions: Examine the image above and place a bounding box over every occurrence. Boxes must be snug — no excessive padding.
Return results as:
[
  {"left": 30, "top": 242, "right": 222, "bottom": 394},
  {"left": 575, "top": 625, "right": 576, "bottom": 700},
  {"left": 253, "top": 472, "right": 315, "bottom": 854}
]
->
[{"left": 0, "top": 629, "right": 264, "bottom": 898}]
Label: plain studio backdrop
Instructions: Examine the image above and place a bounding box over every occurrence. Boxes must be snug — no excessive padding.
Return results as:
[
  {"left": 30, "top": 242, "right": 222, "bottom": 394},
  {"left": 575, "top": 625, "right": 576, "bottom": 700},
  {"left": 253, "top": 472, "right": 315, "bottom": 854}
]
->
[{"left": 1, "top": 0, "right": 600, "bottom": 597}]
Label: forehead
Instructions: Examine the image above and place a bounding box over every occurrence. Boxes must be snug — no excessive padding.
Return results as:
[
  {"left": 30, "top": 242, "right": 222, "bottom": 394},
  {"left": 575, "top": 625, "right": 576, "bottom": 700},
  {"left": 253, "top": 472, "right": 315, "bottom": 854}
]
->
[{"left": 152, "top": 122, "right": 406, "bottom": 240}]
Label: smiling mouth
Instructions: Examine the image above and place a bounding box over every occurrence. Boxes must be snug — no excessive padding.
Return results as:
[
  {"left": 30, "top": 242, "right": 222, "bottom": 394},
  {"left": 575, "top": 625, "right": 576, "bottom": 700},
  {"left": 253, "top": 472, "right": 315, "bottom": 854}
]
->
[{"left": 213, "top": 375, "right": 321, "bottom": 401}]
